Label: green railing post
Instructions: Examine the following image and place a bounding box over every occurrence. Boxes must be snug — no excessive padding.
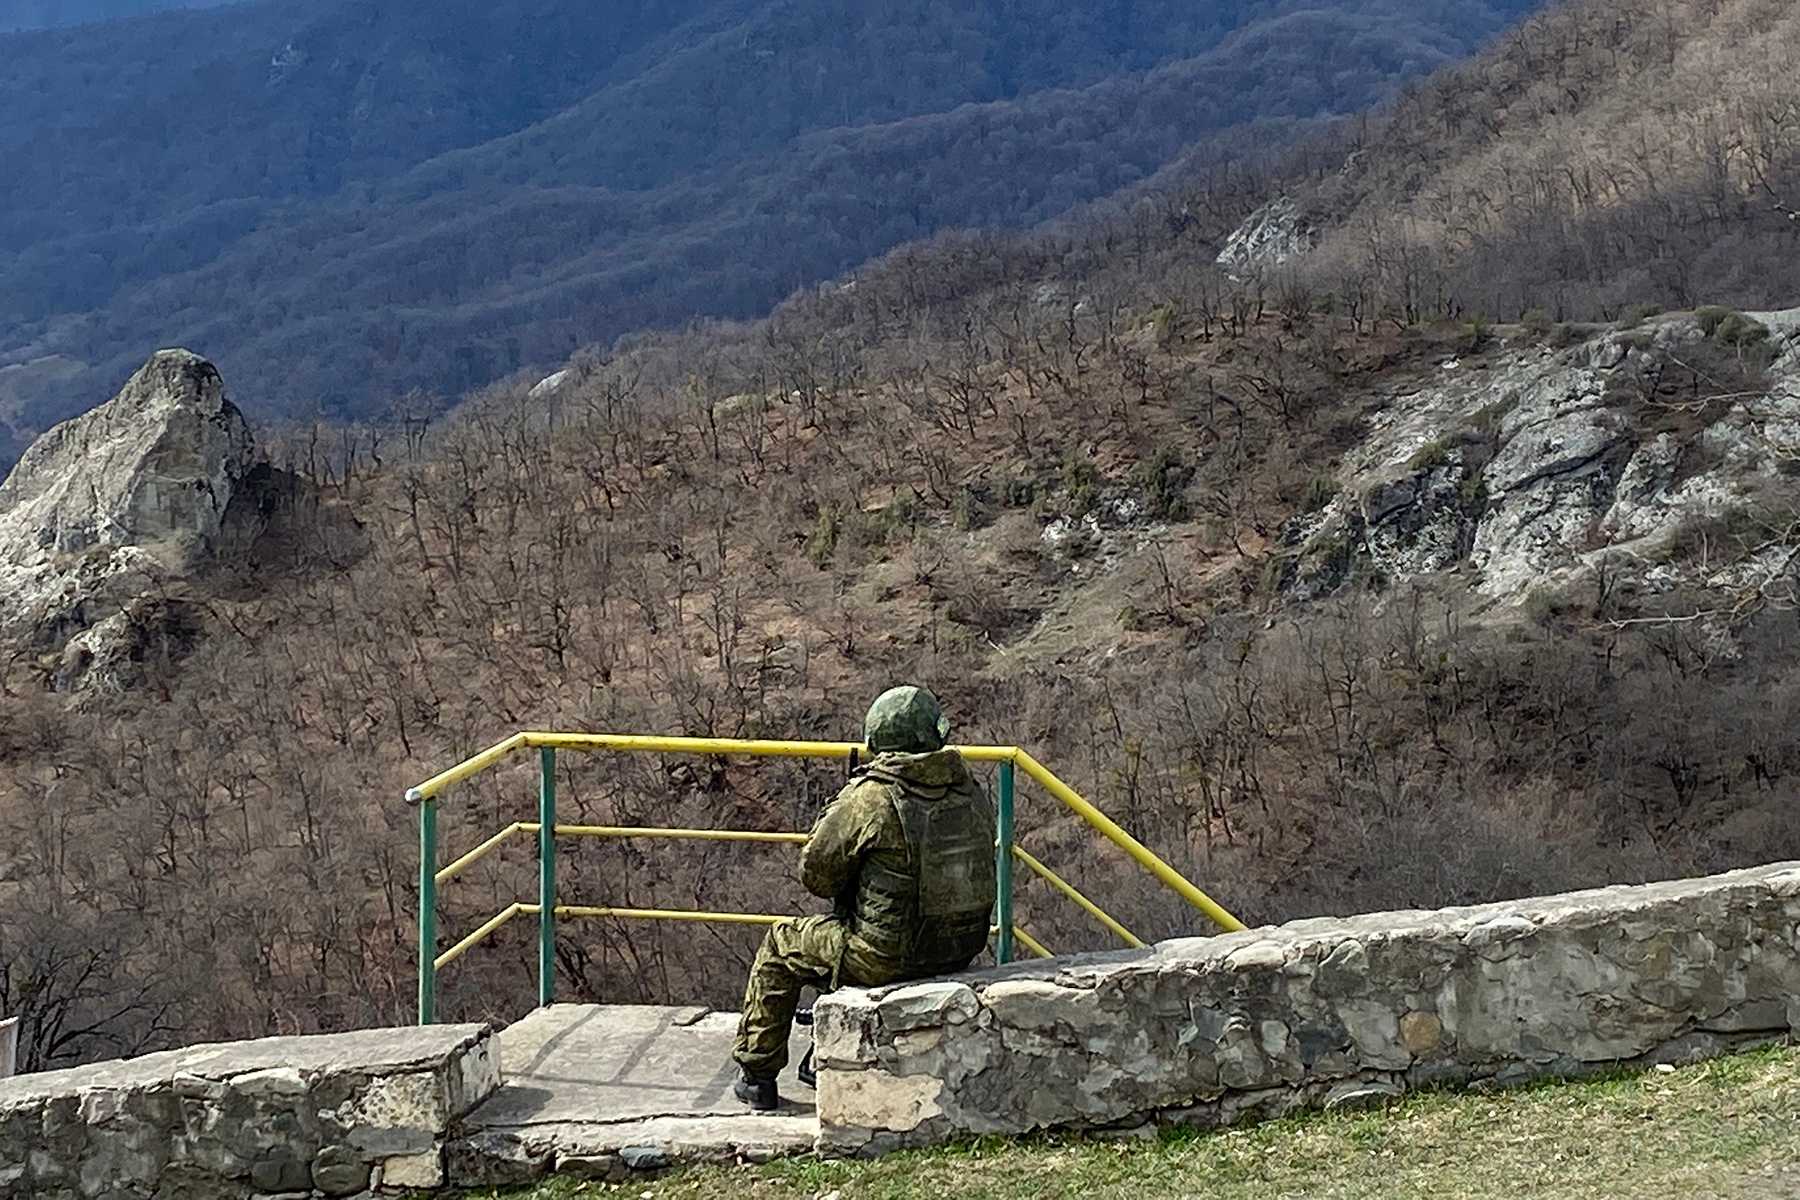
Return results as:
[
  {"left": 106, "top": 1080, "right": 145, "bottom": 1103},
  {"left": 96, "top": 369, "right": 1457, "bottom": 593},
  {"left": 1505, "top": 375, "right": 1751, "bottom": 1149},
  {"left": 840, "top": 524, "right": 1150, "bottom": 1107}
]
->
[
  {"left": 538, "top": 747, "right": 557, "bottom": 1007},
  {"left": 418, "top": 798, "right": 438, "bottom": 1025},
  {"left": 995, "top": 760, "right": 1015, "bottom": 964}
]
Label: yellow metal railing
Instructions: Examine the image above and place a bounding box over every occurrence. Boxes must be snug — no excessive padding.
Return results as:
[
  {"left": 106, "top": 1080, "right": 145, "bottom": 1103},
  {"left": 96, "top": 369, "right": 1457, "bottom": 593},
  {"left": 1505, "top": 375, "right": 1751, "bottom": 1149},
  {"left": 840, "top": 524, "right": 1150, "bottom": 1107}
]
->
[{"left": 407, "top": 732, "right": 1244, "bottom": 1023}]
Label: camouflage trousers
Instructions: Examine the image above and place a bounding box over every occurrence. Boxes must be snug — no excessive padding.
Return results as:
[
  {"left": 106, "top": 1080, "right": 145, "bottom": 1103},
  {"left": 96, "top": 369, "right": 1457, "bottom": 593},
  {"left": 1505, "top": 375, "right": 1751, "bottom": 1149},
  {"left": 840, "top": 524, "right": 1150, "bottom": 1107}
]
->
[{"left": 732, "top": 914, "right": 899, "bottom": 1079}]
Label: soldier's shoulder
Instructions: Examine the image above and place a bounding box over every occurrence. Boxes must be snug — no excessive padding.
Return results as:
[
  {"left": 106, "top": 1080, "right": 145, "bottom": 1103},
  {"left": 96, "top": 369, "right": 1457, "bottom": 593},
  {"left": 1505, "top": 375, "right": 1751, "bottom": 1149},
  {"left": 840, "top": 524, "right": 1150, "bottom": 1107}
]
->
[
  {"left": 841, "top": 773, "right": 908, "bottom": 820},
  {"left": 839, "top": 772, "right": 899, "bottom": 804}
]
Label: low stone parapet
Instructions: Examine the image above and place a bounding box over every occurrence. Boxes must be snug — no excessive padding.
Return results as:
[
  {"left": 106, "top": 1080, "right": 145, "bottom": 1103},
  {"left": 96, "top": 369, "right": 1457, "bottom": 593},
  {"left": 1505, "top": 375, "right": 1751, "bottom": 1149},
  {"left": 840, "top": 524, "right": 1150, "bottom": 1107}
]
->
[
  {"left": 0, "top": 1022, "right": 496, "bottom": 1197},
  {"left": 816, "top": 861, "right": 1800, "bottom": 1153}
]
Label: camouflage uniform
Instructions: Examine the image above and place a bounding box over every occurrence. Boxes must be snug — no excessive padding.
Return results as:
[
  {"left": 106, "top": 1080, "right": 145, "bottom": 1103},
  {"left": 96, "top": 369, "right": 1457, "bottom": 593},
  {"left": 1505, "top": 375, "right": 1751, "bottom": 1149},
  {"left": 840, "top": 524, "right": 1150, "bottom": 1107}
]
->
[{"left": 732, "top": 688, "right": 996, "bottom": 1080}]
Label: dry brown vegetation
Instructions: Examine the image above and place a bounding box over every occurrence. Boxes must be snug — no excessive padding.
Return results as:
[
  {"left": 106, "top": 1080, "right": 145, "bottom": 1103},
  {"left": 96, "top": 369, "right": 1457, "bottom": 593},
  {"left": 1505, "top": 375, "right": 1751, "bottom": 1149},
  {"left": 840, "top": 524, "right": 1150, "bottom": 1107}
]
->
[
  {"left": 1296, "top": 0, "right": 1800, "bottom": 323},
  {"left": 7, "top": 0, "right": 1800, "bottom": 1074}
]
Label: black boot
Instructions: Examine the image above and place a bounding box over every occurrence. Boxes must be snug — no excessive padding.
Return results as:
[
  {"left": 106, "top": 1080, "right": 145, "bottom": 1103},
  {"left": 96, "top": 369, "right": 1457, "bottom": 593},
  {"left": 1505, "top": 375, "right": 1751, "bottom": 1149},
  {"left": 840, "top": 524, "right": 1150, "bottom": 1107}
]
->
[
  {"left": 734, "top": 1070, "right": 780, "bottom": 1112},
  {"left": 797, "top": 1046, "right": 817, "bottom": 1089}
]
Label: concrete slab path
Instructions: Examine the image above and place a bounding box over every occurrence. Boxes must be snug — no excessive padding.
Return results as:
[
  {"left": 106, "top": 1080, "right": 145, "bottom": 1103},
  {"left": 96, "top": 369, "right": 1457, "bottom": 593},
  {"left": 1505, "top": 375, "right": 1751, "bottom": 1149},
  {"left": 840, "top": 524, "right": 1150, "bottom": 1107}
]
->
[{"left": 449, "top": 1004, "right": 818, "bottom": 1185}]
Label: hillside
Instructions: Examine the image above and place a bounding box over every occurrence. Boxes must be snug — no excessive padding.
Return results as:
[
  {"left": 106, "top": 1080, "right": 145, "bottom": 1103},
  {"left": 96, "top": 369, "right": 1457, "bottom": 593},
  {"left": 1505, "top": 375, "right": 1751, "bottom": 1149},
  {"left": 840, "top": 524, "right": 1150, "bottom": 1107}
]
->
[
  {"left": 1279, "top": 0, "right": 1800, "bottom": 323},
  {"left": 0, "top": 0, "right": 245, "bottom": 32},
  {"left": 7, "top": 0, "right": 1800, "bottom": 1079},
  {"left": 0, "top": 0, "right": 1544, "bottom": 465}
]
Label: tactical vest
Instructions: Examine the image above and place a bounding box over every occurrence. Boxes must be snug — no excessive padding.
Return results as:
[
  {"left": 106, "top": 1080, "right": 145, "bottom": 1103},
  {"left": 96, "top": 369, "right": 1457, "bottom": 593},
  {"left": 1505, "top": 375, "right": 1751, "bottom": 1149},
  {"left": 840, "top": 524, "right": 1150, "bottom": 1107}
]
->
[{"left": 850, "top": 763, "right": 996, "bottom": 971}]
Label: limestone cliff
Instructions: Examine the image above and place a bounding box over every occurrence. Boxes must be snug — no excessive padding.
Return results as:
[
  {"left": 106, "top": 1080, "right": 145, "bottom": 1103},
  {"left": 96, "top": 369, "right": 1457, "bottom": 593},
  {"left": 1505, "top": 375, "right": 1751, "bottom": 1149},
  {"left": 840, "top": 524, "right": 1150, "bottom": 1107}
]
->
[
  {"left": 1216, "top": 197, "right": 1318, "bottom": 279},
  {"left": 0, "top": 349, "right": 254, "bottom": 688},
  {"left": 1273, "top": 309, "right": 1800, "bottom": 630}
]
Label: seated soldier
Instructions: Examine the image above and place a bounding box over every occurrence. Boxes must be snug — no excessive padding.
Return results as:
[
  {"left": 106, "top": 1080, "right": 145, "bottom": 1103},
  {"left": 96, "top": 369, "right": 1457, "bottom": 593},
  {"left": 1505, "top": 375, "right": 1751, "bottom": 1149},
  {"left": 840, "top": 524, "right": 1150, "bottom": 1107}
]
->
[{"left": 731, "top": 685, "right": 997, "bottom": 1110}]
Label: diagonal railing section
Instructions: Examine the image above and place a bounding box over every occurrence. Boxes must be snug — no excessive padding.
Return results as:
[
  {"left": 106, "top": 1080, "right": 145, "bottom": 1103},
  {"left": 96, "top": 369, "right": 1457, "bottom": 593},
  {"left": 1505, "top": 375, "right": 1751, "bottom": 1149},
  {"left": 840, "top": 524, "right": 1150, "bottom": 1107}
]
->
[{"left": 405, "top": 732, "right": 1245, "bottom": 1024}]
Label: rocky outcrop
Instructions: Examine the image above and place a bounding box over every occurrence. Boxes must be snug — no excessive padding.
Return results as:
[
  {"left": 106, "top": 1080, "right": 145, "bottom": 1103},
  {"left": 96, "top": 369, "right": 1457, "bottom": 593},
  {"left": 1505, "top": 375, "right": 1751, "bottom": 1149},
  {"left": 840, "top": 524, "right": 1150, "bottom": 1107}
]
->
[
  {"left": 1274, "top": 310, "right": 1800, "bottom": 614},
  {"left": 0, "top": 349, "right": 254, "bottom": 678},
  {"left": 815, "top": 860, "right": 1800, "bottom": 1153},
  {"left": 0, "top": 1023, "right": 498, "bottom": 1198},
  {"left": 1216, "top": 197, "right": 1318, "bottom": 279}
]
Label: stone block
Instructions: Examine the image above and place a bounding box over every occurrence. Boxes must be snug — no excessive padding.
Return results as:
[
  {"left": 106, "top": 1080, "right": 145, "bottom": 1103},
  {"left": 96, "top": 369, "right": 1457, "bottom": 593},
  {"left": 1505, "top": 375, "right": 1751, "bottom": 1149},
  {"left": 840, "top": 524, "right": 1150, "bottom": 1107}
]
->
[
  {"left": 982, "top": 980, "right": 1094, "bottom": 1033},
  {"left": 556, "top": 1153, "right": 625, "bottom": 1182},
  {"left": 380, "top": 1149, "right": 444, "bottom": 1189},
  {"left": 442, "top": 1130, "right": 553, "bottom": 1188},
  {"left": 249, "top": 1151, "right": 311, "bottom": 1193},
  {"left": 232, "top": 1068, "right": 307, "bottom": 1099},
  {"left": 311, "top": 1145, "right": 370, "bottom": 1196},
  {"left": 813, "top": 993, "right": 880, "bottom": 1068},
  {"left": 620, "top": 1145, "right": 670, "bottom": 1171},
  {"left": 878, "top": 983, "right": 979, "bottom": 1032},
  {"left": 818, "top": 1068, "right": 945, "bottom": 1132},
  {"left": 1398, "top": 1011, "right": 1443, "bottom": 1055}
]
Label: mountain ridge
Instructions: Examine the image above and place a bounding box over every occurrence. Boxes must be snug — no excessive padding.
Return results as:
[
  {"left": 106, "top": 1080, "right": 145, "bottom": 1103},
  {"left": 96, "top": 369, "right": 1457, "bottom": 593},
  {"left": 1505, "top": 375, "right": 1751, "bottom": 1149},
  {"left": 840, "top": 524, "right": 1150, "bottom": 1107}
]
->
[
  {"left": 0, "top": 0, "right": 1543, "bottom": 465},
  {"left": 0, "top": 0, "right": 247, "bottom": 32}
]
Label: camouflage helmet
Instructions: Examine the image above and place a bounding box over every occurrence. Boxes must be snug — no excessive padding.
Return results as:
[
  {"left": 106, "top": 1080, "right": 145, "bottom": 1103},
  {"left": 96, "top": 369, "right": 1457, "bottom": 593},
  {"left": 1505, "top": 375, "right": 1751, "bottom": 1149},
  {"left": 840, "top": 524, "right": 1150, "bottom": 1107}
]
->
[{"left": 863, "top": 685, "right": 951, "bottom": 754}]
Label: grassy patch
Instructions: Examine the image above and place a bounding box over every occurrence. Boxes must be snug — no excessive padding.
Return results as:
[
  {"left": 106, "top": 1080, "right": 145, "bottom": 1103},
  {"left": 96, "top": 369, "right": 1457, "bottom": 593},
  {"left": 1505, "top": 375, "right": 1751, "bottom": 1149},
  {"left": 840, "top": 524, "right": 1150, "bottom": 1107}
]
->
[{"left": 472, "top": 1044, "right": 1800, "bottom": 1200}]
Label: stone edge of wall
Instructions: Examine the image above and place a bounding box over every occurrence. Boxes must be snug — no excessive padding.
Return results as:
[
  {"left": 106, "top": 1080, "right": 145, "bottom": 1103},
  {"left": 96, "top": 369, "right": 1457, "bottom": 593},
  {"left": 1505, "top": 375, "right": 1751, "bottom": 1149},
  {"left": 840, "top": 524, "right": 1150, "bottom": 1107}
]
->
[
  {"left": 815, "top": 860, "right": 1800, "bottom": 1155},
  {"left": 0, "top": 1022, "right": 497, "bottom": 1197}
]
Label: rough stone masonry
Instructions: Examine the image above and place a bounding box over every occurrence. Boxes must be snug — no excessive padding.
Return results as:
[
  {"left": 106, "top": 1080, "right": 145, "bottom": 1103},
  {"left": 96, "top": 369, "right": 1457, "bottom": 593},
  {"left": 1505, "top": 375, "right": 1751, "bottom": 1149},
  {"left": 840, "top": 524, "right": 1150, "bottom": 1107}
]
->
[
  {"left": 814, "top": 861, "right": 1800, "bottom": 1153},
  {"left": 0, "top": 1023, "right": 495, "bottom": 1198}
]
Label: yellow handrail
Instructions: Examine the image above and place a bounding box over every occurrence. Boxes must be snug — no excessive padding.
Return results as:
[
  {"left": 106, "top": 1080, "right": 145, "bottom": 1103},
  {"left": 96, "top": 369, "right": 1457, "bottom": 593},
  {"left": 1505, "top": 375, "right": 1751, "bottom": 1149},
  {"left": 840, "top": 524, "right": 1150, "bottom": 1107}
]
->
[
  {"left": 409, "top": 732, "right": 530, "bottom": 804},
  {"left": 412, "top": 730, "right": 1247, "bottom": 1023},
  {"left": 411, "top": 735, "right": 1238, "bottom": 929},
  {"left": 436, "top": 821, "right": 528, "bottom": 886},
  {"left": 1012, "top": 845, "right": 1147, "bottom": 949},
  {"left": 1014, "top": 750, "right": 1247, "bottom": 934},
  {"left": 407, "top": 732, "right": 1021, "bottom": 803},
  {"left": 1012, "top": 926, "right": 1054, "bottom": 959},
  {"left": 435, "top": 902, "right": 527, "bottom": 971},
  {"left": 524, "top": 824, "right": 809, "bottom": 845},
  {"left": 527, "top": 903, "right": 788, "bottom": 926}
]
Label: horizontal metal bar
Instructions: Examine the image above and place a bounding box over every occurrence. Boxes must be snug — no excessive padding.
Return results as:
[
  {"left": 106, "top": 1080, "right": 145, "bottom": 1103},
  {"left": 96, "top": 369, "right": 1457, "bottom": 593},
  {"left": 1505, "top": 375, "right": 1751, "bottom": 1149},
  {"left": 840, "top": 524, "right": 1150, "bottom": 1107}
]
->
[
  {"left": 408, "top": 733, "right": 530, "bottom": 803},
  {"left": 523, "top": 732, "right": 1019, "bottom": 764},
  {"left": 525, "top": 733, "right": 865, "bottom": 758},
  {"left": 436, "top": 822, "right": 527, "bottom": 886},
  {"left": 434, "top": 903, "right": 525, "bottom": 971},
  {"left": 410, "top": 733, "right": 1020, "bottom": 804},
  {"left": 1013, "top": 925, "right": 1054, "bottom": 959},
  {"left": 519, "top": 823, "right": 808, "bottom": 845},
  {"left": 522, "top": 904, "right": 788, "bottom": 926},
  {"left": 1012, "top": 845, "right": 1148, "bottom": 949},
  {"left": 1013, "top": 750, "right": 1246, "bottom": 934}
]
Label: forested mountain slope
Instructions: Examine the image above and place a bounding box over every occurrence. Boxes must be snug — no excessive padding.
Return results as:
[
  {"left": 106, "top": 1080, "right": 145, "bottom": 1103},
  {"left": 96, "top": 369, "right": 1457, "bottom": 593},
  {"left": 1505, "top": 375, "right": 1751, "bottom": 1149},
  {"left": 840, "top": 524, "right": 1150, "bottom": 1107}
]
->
[
  {"left": 0, "top": 0, "right": 246, "bottom": 32},
  {"left": 1284, "top": 0, "right": 1800, "bottom": 322},
  {"left": 0, "top": 0, "right": 1543, "bottom": 466}
]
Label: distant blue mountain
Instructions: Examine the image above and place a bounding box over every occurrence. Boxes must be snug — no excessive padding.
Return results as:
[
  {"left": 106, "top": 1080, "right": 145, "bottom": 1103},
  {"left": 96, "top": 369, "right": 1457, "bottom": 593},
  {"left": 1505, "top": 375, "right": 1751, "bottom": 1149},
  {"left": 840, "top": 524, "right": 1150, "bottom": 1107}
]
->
[
  {"left": 0, "top": 0, "right": 247, "bottom": 32},
  {"left": 0, "top": 0, "right": 1547, "bottom": 458}
]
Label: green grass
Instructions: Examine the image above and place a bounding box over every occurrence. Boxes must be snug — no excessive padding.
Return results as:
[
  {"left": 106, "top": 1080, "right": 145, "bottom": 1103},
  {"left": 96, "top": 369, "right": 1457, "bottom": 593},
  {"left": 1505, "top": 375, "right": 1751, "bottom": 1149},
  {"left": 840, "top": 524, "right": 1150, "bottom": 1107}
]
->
[{"left": 473, "top": 1044, "right": 1800, "bottom": 1200}]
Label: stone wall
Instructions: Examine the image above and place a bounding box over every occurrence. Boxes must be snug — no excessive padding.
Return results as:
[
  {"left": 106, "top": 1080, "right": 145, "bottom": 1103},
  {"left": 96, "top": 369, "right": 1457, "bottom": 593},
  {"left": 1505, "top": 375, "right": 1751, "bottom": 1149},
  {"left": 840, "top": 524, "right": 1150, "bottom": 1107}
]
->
[
  {"left": 0, "top": 1023, "right": 496, "bottom": 1198},
  {"left": 815, "top": 861, "right": 1800, "bottom": 1153}
]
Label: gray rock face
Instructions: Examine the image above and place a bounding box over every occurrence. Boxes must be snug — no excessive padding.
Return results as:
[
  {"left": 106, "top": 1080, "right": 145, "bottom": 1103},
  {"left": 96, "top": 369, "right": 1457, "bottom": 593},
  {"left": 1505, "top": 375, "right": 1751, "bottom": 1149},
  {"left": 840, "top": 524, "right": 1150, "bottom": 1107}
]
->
[
  {"left": 1216, "top": 197, "right": 1318, "bottom": 278},
  {"left": 0, "top": 349, "right": 252, "bottom": 566},
  {"left": 0, "top": 1023, "right": 497, "bottom": 1199},
  {"left": 1277, "top": 311, "right": 1800, "bottom": 610},
  {"left": 0, "top": 348, "right": 253, "bottom": 675},
  {"left": 815, "top": 860, "right": 1800, "bottom": 1152}
]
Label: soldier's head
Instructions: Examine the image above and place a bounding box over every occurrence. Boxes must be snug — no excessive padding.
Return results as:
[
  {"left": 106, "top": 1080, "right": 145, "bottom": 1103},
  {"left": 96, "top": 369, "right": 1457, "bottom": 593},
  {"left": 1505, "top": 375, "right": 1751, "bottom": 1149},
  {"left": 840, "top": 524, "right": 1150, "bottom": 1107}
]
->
[{"left": 863, "top": 685, "right": 951, "bottom": 755}]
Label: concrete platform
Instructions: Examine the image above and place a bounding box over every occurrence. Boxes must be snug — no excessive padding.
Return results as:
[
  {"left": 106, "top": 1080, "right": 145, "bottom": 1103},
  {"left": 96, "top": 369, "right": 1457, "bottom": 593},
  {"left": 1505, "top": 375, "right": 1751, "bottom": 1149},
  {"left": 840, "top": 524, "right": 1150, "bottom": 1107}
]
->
[{"left": 447, "top": 1004, "right": 818, "bottom": 1186}]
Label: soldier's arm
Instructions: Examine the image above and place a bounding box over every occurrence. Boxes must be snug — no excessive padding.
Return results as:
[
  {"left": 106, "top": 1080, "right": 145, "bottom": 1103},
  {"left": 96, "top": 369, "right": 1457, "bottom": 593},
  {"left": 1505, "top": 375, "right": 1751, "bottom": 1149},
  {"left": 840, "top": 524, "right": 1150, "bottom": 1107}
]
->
[{"left": 799, "top": 781, "right": 881, "bottom": 900}]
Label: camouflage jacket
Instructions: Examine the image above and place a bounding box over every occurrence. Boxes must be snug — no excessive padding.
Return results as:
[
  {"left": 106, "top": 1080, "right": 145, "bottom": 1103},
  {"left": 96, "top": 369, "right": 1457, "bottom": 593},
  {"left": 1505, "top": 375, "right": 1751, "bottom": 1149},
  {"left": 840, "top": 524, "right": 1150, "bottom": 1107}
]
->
[{"left": 801, "top": 748, "right": 995, "bottom": 980}]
